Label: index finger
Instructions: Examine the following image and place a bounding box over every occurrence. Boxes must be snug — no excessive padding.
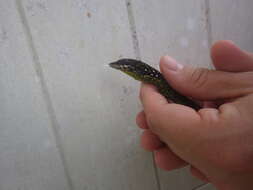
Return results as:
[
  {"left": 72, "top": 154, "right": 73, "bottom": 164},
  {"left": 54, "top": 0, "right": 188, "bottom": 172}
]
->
[
  {"left": 140, "top": 83, "right": 168, "bottom": 113},
  {"left": 139, "top": 82, "right": 201, "bottom": 145}
]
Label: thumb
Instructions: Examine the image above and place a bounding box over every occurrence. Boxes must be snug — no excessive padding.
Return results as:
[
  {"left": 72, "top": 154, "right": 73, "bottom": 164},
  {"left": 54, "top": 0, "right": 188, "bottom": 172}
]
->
[
  {"left": 211, "top": 40, "right": 253, "bottom": 72},
  {"left": 160, "top": 56, "right": 253, "bottom": 101}
]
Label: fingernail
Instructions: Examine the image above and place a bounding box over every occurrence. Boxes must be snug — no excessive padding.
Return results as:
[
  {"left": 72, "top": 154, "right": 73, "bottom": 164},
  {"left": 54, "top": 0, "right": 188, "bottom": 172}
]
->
[{"left": 162, "top": 56, "right": 183, "bottom": 71}]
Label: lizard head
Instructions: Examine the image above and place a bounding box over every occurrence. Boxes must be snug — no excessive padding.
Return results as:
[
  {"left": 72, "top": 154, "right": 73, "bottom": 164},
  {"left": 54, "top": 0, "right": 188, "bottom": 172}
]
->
[{"left": 109, "top": 59, "right": 163, "bottom": 83}]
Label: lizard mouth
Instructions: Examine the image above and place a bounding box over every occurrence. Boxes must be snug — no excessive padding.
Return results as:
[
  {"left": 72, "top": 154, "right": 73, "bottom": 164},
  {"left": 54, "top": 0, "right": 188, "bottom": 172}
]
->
[{"left": 109, "top": 61, "right": 122, "bottom": 70}]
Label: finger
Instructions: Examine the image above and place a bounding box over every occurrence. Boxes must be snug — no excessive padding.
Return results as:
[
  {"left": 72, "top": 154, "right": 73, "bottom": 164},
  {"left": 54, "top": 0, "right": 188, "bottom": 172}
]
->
[
  {"left": 154, "top": 147, "right": 188, "bottom": 170},
  {"left": 140, "top": 83, "right": 200, "bottom": 145},
  {"left": 230, "top": 94, "right": 253, "bottom": 119},
  {"left": 190, "top": 166, "right": 209, "bottom": 182},
  {"left": 139, "top": 66, "right": 203, "bottom": 148},
  {"left": 136, "top": 111, "right": 149, "bottom": 129},
  {"left": 140, "top": 83, "right": 168, "bottom": 115},
  {"left": 160, "top": 56, "right": 253, "bottom": 100},
  {"left": 140, "top": 130, "right": 164, "bottom": 151},
  {"left": 211, "top": 40, "right": 253, "bottom": 72}
]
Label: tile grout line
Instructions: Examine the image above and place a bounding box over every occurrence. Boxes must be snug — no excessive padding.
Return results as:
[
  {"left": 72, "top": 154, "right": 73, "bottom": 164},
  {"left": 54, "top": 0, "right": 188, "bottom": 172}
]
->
[
  {"left": 125, "top": 1, "right": 161, "bottom": 190},
  {"left": 15, "top": 0, "right": 74, "bottom": 189},
  {"left": 204, "top": 0, "right": 213, "bottom": 49},
  {"left": 125, "top": 0, "right": 141, "bottom": 60},
  {"left": 151, "top": 153, "right": 162, "bottom": 190}
]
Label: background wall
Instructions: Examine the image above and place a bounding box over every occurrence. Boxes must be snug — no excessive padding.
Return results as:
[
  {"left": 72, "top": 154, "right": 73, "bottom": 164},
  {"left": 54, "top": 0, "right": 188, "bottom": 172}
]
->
[{"left": 0, "top": 0, "right": 252, "bottom": 189}]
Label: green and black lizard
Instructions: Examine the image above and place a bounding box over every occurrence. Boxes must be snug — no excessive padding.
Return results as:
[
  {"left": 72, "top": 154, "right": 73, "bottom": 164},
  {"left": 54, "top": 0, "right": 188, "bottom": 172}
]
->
[{"left": 109, "top": 59, "right": 201, "bottom": 111}]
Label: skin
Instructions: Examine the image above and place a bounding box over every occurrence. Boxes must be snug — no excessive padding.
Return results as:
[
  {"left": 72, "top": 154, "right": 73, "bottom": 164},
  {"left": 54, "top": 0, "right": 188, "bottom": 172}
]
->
[{"left": 136, "top": 40, "right": 253, "bottom": 190}]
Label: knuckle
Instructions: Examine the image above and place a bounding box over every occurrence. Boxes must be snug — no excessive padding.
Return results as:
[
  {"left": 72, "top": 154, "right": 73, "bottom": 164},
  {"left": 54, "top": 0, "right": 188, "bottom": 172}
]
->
[
  {"left": 189, "top": 68, "right": 210, "bottom": 89},
  {"left": 145, "top": 112, "right": 158, "bottom": 131},
  {"left": 145, "top": 112, "right": 154, "bottom": 126},
  {"left": 198, "top": 108, "right": 220, "bottom": 126}
]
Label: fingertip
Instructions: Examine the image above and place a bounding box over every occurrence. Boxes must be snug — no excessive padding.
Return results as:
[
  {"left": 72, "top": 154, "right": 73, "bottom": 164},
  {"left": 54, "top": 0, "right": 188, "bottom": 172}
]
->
[
  {"left": 140, "top": 82, "right": 157, "bottom": 92},
  {"left": 136, "top": 111, "right": 149, "bottom": 129},
  {"left": 140, "top": 83, "right": 168, "bottom": 111},
  {"left": 159, "top": 55, "right": 183, "bottom": 73},
  {"left": 211, "top": 40, "right": 253, "bottom": 72},
  {"left": 140, "top": 83, "right": 154, "bottom": 99},
  {"left": 211, "top": 40, "right": 238, "bottom": 61},
  {"left": 212, "top": 40, "right": 236, "bottom": 50},
  {"left": 140, "top": 82, "right": 157, "bottom": 104},
  {"left": 141, "top": 130, "right": 164, "bottom": 151},
  {"left": 159, "top": 56, "right": 175, "bottom": 68},
  {"left": 154, "top": 147, "right": 187, "bottom": 171}
]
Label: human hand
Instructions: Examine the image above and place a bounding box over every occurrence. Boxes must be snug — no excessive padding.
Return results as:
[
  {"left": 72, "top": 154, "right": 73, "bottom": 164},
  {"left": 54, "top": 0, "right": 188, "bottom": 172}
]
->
[{"left": 136, "top": 41, "right": 253, "bottom": 190}]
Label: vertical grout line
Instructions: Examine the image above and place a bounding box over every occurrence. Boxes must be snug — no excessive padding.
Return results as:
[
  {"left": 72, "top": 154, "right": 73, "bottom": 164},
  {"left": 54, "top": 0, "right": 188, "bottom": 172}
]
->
[
  {"left": 151, "top": 153, "right": 162, "bottom": 190},
  {"left": 15, "top": 1, "right": 73, "bottom": 189},
  {"left": 125, "top": 0, "right": 141, "bottom": 60},
  {"left": 125, "top": 0, "right": 161, "bottom": 190},
  {"left": 204, "top": 0, "right": 213, "bottom": 49}
]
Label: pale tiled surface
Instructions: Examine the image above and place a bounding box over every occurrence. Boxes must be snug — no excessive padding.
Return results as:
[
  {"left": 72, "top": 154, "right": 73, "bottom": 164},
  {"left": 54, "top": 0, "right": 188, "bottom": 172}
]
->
[
  {"left": 209, "top": 0, "right": 253, "bottom": 52},
  {"left": 0, "top": 0, "right": 252, "bottom": 190},
  {"left": 0, "top": 1, "right": 69, "bottom": 189}
]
